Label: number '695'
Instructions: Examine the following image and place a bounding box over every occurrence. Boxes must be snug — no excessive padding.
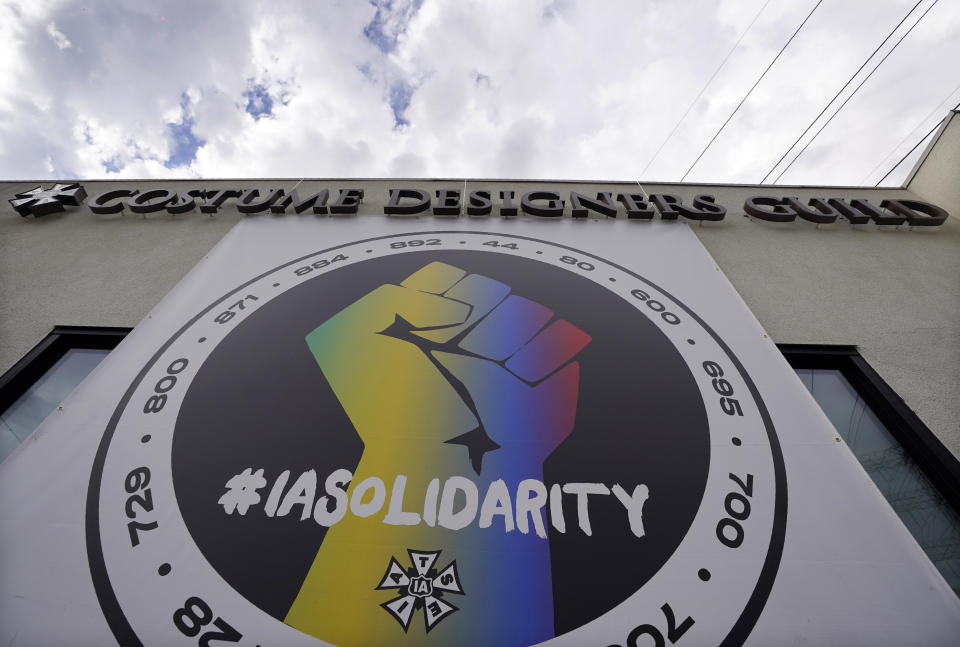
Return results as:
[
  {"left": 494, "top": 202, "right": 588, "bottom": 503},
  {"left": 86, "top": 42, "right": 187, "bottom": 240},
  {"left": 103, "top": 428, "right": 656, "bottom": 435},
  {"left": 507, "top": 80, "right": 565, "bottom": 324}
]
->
[{"left": 701, "top": 360, "right": 744, "bottom": 416}]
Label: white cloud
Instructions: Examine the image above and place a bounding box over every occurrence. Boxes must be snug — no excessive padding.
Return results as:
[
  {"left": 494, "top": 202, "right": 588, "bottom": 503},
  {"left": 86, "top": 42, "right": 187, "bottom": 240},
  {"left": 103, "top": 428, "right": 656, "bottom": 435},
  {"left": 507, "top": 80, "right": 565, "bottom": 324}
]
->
[
  {"left": 0, "top": 0, "right": 956, "bottom": 185},
  {"left": 45, "top": 21, "right": 71, "bottom": 49}
]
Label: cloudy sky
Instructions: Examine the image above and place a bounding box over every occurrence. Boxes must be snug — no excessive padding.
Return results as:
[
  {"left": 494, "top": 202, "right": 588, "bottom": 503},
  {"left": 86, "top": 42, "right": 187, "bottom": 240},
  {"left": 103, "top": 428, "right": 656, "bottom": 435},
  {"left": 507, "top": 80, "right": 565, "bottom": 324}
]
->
[{"left": 0, "top": 0, "right": 957, "bottom": 186}]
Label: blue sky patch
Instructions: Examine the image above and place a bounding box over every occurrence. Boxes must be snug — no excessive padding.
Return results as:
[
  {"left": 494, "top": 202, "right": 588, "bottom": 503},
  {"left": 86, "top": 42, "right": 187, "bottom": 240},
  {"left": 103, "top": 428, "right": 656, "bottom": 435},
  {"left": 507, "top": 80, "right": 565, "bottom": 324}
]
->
[
  {"left": 101, "top": 156, "right": 123, "bottom": 174},
  {"left": 165, "top": 93, "right": 205, "bottom": 169},
  {"left": 358, "top": 62, "right": 375, "bottom": 82},
  {"left": 363, "top": 0, "right": 423, "bottom": 53},
  {"left": 244, "top": 82, "right": 274, "bottom": 119},
  {"left": 389, "top": 80, "right": 414, "bottom": 127}
]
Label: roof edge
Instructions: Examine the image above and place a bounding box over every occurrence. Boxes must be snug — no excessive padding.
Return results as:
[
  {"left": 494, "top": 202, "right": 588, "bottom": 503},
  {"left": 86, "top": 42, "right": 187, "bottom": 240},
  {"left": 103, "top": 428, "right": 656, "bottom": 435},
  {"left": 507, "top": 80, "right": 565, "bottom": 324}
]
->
[{"left": 0, "top": 178, "right": 918, "bottom": 192}]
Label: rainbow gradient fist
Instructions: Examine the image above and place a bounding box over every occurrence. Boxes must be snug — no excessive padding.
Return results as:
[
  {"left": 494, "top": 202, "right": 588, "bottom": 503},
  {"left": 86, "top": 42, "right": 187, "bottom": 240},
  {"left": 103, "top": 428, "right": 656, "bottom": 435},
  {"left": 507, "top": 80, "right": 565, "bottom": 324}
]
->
[
  {"left": 287, "top": 261, "right": 591, "bottom": 646},
  {"left": 304, "top": 261, "right": 591, "bottom": 476}
]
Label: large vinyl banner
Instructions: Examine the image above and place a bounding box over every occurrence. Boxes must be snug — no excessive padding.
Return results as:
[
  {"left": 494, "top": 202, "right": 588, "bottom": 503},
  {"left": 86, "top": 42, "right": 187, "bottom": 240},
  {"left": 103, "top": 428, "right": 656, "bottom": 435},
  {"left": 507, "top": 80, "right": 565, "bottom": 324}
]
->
[{"left": 2, "top": 217, "right": 959, "bottom": 646}]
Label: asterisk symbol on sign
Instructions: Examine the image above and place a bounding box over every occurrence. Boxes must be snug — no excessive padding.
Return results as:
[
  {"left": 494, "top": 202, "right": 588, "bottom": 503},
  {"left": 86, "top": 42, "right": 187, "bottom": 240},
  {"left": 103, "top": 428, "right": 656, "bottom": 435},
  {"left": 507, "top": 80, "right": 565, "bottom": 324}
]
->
[{"left": 9, "top": 183, "right": 87, "bottom": 217}]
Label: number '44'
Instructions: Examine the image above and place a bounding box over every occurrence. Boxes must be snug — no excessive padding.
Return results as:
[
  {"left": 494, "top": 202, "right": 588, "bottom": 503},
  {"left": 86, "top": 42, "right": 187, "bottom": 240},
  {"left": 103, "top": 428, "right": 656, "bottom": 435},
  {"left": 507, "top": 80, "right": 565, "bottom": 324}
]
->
[{"left": 483, "top": 240, "right": 518, "bottom": 249}]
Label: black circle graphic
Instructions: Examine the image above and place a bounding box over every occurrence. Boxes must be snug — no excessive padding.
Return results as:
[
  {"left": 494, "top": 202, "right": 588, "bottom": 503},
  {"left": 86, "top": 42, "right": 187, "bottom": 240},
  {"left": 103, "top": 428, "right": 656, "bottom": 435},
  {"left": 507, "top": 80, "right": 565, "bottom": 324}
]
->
[
  {"left": 86, "top": 231, "right": 787, "bottom": 647},
  {"left": 171, "top": 250, "right": 710, "bottom": 635}
]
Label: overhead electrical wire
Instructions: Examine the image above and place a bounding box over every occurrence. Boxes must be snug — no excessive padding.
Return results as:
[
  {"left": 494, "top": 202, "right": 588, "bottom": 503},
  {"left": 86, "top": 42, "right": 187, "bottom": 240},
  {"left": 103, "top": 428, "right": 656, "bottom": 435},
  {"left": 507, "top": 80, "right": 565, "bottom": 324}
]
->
[
  {"left": 873, "top": 100, "right": 960, "bottom": 186},
  {"left": 859, "top": 82, "right": 960, "bottom": 185},
  {"left": 759, "top": 0, "right": 924, "bottom": 184},
  {"left": 679, "top": 0, "right": 825, "bottom": 182},
  {"left": 873, "top": 117, "right": 944, "bottom": 186},
  {"left": 639, "top": 0, "right": 774, "bottom": 178},
  {"left": 770, "top": 0, "right": 940, "bottom": 184}
]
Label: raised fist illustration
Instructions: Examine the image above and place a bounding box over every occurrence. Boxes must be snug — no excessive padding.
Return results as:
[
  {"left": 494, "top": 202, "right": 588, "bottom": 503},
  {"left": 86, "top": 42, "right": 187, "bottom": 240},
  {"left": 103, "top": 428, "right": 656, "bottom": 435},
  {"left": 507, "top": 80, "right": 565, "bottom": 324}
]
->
[
  {"left": 304, "top": 261, "right": 591, "bottom": 476},
  {"left": 288, "top": 261, "right": 589, "bottom": 645}
]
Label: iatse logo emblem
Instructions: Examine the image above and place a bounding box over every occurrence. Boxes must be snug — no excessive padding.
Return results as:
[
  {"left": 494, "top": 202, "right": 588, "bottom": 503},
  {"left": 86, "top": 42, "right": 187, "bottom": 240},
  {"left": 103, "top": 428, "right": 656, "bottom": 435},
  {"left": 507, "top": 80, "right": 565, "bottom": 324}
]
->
[{"left": 377, "top": 549, "right": 464, "bottom": 632}]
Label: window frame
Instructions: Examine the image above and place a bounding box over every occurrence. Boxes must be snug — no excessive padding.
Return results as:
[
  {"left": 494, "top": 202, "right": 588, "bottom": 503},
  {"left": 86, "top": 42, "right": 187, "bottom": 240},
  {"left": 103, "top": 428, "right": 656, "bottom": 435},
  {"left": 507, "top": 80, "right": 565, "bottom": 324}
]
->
[
  {"left": 779, "top": 343, "right": 960, "bottom": 513},
  {"left": 2, "top": 333, "right": 957, "bottom": 512},
  {"left": 0, "top": 326, "right": 131, "bottom": 415}
]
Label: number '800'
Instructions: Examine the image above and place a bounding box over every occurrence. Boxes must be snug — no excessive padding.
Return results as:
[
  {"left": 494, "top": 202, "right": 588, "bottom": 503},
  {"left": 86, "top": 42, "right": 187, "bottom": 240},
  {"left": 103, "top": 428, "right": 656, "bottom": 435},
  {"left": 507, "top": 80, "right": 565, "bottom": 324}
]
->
[{"left": 143, "top": 358, "right": 188, "bottom": 414}]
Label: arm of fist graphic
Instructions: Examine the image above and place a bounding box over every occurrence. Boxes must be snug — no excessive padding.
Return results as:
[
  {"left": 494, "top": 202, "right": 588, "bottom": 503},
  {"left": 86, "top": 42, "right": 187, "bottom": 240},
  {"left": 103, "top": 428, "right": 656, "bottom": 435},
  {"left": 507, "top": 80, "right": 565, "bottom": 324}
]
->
[{"left": 305, "top": 261, "right": 591, "bottom": 472}]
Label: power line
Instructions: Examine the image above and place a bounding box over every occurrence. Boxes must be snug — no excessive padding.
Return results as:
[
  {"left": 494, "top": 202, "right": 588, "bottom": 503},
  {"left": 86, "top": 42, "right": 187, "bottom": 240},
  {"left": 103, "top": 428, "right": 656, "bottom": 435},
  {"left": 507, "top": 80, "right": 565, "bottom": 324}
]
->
[
  {"left": 874, "top": 101, "right": 959, "bottom": 186},
  {"left": 759, "top": 0, "right": 923, "bottom": 184},
  {"left": 771, "top": 0, "right": 939, "bottom": 184},
  {"left": 860, "top": 82, "right": 960, "bottom": 185},
  {"left": 640, "top": 0, "right": 774, "bottom": 178},
  {"left": 679, "top": 0, "right": 825, "bottom": 182},
  {"left": 874, "top": 117, "right": 944, "bottom": 186}
]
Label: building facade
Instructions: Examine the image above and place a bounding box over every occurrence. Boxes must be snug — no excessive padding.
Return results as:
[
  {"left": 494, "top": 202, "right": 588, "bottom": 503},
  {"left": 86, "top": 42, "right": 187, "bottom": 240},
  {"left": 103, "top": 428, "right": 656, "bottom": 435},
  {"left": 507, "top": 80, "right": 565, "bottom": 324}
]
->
[{"left": 1, "top": 112, "right": 958, "bottom": 645}]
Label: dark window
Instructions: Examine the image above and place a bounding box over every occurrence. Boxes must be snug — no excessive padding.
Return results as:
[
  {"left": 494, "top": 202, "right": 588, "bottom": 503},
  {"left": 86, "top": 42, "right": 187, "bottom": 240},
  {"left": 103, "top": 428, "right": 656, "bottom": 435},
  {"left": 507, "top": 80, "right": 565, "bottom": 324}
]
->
[
  {"left": 0, "top": 326, "right": 130, "bottom": 464},
  {"left": 781, "top": 345, "right": 960, "bottom": 596},
  {"left": 3, "top": 332, "right": 958, "bottom": 593}
]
